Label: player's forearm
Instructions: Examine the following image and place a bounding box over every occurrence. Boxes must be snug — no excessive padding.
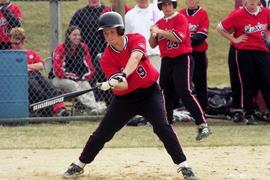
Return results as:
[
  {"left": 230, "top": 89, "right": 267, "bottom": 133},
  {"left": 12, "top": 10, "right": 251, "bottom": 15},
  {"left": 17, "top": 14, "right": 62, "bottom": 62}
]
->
[
  {"left": 216, "top": 24, "right": 235, "bottom": 42},
  {"left": 157, "top": 29, "right": 181, "bottom": 43},
  {"left": 28, "top": 62, "right": 44, "bottom": 71},
  {"left": 122, "top": 51, "right": 142, "bottom": 77},
  {"left": 149, "top": 34, "right": 158, "bottom": 48}
]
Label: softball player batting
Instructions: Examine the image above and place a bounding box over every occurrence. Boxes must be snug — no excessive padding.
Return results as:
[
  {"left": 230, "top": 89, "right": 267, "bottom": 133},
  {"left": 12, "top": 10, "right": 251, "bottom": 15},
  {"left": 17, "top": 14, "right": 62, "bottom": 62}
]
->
[
  {"left": 149, "top": 0, "right": 211, "bottom": 141},
  {"left": 217, "top": 0, "right": 270, "bottom": 124},
  {"left": 63, "top": 12, "right": 197, "bottom": 180}
]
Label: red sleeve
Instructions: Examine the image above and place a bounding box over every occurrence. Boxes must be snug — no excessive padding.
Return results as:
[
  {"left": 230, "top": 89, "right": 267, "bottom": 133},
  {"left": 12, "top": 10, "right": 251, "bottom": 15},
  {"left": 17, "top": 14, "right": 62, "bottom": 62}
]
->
[
  {"left": 26, "top": 50, "right": 44, "bottom": 65},
  {"left": 220, "top": 10, "right": 238, "bottom": 32},
  {"left": 129, "top": 34, "right": 147, "bottom": 58},
  {"left": 52, "top": 45, "right": 65, "bottom": 79},
  {"left": 172, "top": 14, "right": 189, "bottom": 42},
  {"left": 198, "top": 10, "right": 209, "bottom": 36},
  {"left": 82, "top": 43, "right": 95, "bottom": 80}
]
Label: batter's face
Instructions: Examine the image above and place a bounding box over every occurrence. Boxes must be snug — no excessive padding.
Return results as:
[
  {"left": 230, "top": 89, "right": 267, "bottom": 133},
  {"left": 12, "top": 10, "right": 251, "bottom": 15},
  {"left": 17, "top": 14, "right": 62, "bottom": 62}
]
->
[
  {"left": 69, "top": 29, "right": 81, "bottom": 46},
  {"left": 186, "top": 0, "right": 199, "bottom": 9},
  {"left": 102, "top": 28, "right": 122, "bottom": 46},
  {"left": 161, "top": 2, "right": 175, "bottom": 17}
]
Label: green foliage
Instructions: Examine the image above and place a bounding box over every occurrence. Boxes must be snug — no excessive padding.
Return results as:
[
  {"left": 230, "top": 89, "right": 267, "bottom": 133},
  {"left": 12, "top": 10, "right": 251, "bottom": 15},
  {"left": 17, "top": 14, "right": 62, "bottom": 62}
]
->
[{"left": 0, "top": 120, "right": 269, "bottom": 149}]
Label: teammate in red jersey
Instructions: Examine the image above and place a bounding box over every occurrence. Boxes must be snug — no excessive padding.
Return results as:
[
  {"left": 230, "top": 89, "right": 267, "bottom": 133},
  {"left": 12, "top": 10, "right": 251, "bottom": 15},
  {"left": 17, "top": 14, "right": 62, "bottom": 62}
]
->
[
  {"left": 149, "top": 0, "right": 211, "bottom": 141},
  {"left": 0, "top": 0, "right": 22, "bottom": 50},
  {"left": 217, "top": 0, "right": 270, "bottom": 125},
  {"left": 63, "top": 12, "right": 197, "bottom": 180},
  {"left": 179, "top": 0, "right": 210, "bottom": 111}
]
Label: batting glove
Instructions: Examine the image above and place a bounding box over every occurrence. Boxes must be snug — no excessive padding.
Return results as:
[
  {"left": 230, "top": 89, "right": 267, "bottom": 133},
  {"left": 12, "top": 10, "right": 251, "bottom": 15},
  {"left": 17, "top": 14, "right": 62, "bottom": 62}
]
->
[
  {"left": 97, "top": 78, "right": 120, "bottom": 91},
  {"left": 109, "top": 72, "right": 126, "bottom": 83}
]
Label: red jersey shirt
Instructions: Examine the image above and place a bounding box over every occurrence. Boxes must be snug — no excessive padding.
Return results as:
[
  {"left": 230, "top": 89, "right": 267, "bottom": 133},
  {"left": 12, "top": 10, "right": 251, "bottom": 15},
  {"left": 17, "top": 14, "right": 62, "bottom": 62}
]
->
[
  {"left": 179, "top": 7, "right": 209, "bottom": 52},
  {"left": 220, "top": 7, "right": 270, "bottom": 52},
  {"left": 53, "top": 42, "right": 95, "bottom": 80},
  {"left": 26, "top": 49, "right": 44, "bottom": 72},
  {"left": 100, "top": 33, "right": 159, "bottom": 96},
  {"left": 27, "top": 49, "right": 43, "bottom": 65},
  {"left": 0, "top": 3, "right": 22, "bottom": 43},
  {"left": 155, "top": 12, "right": 192, "bottom": 58}
]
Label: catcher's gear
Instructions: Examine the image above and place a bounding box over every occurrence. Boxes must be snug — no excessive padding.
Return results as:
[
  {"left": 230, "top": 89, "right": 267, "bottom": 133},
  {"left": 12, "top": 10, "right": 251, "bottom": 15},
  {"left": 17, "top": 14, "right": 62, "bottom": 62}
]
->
[
  {"left": 157, "top": 0, "right": 177, "bottom": 10},
  {"left": 98, "top": 12, "right": 125, "bottom": 35}
]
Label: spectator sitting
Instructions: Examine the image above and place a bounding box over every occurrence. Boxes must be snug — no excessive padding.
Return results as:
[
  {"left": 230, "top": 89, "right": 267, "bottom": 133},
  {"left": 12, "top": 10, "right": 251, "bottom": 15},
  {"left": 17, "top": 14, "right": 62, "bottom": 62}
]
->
[
  {"left": 9, "top": 27, "right": 69, "bottom": 117},
  {"left": 52, "top": 26, "right": 106, "bottom": 115},
  {"left": 0, "top": 0, "right": 22, "bottom": 50},
  {"left": 69, "top": 0, "right": 113, "bottom": 106}
]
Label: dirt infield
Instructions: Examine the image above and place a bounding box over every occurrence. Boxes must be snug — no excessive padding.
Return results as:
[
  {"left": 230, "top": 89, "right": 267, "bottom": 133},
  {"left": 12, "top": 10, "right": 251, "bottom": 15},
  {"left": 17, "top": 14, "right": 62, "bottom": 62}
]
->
[{"left": 0, "top": 146, "right": 269, "bottom": 180}]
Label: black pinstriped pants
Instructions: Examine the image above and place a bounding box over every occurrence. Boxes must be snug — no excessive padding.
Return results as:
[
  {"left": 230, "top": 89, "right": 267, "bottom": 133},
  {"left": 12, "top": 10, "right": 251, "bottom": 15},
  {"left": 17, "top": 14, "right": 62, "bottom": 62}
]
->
[
  {"left": 159, "top": 54, "right": 207, "bottom": 125},
  {"left": 79, "top": 83, "right": 187, "bottom": 165},
  {"left": 235, "top": 49, "right": 270, "bottom": 116},
  {"left": 192, "top": 51, "right": 208, "bottom": 111}
]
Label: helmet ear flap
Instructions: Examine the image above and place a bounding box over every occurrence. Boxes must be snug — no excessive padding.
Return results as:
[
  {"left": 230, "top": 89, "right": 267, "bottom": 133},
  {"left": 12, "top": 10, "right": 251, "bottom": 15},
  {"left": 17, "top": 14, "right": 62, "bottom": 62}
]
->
[
  {"left": 173, "top": 1, "right": 177, "bottom": 9},
  {"left": 99, "top": 31, "right": 104, "bottom": 39},
  {"left": 117, "top": 27, "right": 125, "bottom": 36},
  {"left": 158, "top": 4, "right": 162, "bottom": 10}
]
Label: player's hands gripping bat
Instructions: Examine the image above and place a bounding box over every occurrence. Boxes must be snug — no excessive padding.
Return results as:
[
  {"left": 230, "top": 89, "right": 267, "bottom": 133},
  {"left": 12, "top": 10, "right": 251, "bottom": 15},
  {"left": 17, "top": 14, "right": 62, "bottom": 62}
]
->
[{"left": 97, "top": 72, "right": 127, "bottom": 91}]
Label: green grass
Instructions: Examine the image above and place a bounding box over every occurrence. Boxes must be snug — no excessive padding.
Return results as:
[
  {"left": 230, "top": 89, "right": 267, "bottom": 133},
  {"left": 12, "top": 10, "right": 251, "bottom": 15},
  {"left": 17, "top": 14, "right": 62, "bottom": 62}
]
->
[
  {"left": 0, "top": 120, "right": 269, "bottom": 149},
  {"left": 16, "top": 0, "right": 233, "bottom": 86}
]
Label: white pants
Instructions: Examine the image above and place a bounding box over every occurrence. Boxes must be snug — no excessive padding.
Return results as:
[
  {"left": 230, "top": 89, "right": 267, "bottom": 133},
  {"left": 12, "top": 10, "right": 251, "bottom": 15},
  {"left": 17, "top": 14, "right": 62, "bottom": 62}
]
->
[{"left": 52, "top": 77, "right": 105, "bottom": 111}]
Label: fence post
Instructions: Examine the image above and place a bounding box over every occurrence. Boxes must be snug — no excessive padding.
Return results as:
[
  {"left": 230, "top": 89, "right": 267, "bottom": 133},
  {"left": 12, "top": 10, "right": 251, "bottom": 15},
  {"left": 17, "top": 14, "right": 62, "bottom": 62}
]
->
[
  {"left": 115, "top": 0, "right": 124, "bottom": 16},
  {"left": 49, "top": 0, "right": 62, "bottom": 53}
]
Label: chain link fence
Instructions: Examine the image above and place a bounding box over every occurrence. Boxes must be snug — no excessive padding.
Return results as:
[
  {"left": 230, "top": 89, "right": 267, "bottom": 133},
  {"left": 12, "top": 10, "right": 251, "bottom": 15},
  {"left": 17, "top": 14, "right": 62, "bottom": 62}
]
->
[{"left": 0, "top": 0, "right": 123, "bottom": 122}]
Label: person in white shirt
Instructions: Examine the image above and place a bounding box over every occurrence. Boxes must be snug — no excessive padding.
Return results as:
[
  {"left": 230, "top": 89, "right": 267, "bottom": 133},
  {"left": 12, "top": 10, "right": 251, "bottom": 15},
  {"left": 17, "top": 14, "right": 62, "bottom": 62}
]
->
[{"left": 125, "top": 0, "right": 163, "bottom": 71}]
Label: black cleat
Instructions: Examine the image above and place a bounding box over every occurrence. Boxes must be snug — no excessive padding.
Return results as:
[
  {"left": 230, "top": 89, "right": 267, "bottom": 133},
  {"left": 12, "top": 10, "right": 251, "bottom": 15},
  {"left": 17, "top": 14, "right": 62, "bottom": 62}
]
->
[
  {"left": 245, "top": 115, "right": 257, "bottom": 125},
  {"left": 63, "top": 163, "right": 84, "bottom": 179},
  {"left": 232, "top": 112, "right": 244, "bottom": 123},
  {"left": 178, "top": 167, "right": 197, "bottom": 180},
  {"left": 196, "top": 126, "right": 212, "bottom": 141}
]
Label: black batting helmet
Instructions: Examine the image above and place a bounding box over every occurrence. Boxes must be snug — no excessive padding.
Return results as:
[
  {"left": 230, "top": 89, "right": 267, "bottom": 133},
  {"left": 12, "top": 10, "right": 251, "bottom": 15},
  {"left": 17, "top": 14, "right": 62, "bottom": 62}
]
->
[
  {"left": 98, "top": 12, "right": 125, "bottom": 36},
  {"left": 157, "top": 0, "right": 177, "bottom": 10}
]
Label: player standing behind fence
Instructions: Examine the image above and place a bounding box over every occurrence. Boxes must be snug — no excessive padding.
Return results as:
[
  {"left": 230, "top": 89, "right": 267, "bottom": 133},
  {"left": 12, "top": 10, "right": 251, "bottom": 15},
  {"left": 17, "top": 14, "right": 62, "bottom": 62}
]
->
[
  {"left": 149, "top": 0, "right": 211, "bottom": 141},
  {"left": 63, "top": 12, "right": 197, "bottom": 180},
  {"left": 179, "top": 0, "right": 210, "bottom": 111},
  {"left": 9, "top": 27, "right": 69, "bottom": 117},
  {"left": 69, "top": 0, "right": 113, "bottom": 106},
  {"left": 0, "top": 0, "right": 22, "bottom": 50},
  {"left": 217, "top": 0, "right": 270, "bottom": 125},
  {"left": 52, "top": 26, "right": 106, "bottom": 115}
]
